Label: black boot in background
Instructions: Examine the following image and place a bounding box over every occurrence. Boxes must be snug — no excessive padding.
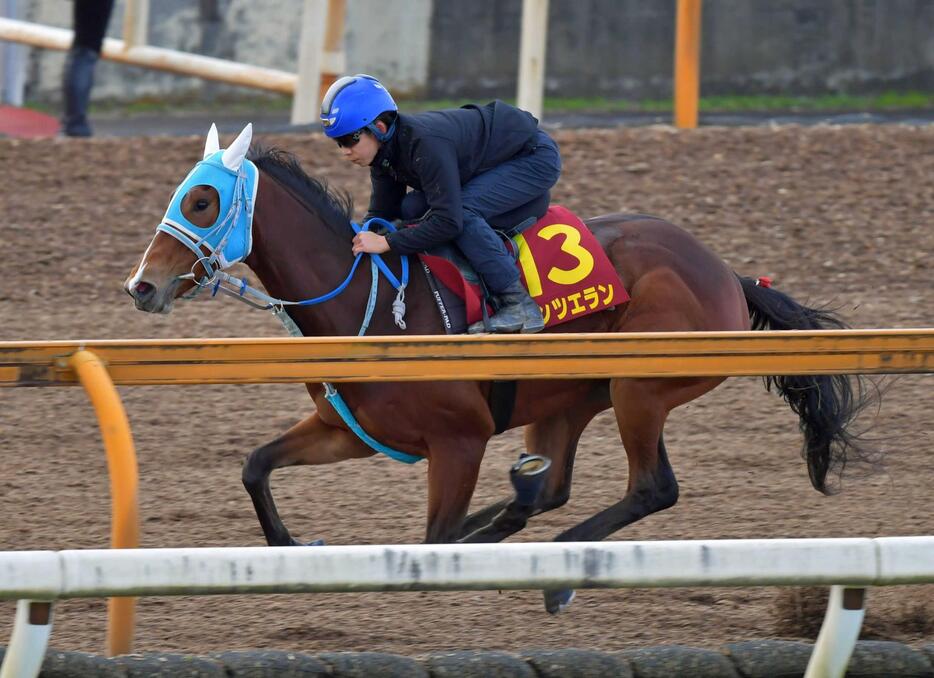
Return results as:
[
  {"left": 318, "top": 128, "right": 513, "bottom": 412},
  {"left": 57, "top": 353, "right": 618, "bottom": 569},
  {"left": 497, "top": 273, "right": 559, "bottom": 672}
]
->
[{"left": 62, "top": 46, "right": 99, "bottom": 137}]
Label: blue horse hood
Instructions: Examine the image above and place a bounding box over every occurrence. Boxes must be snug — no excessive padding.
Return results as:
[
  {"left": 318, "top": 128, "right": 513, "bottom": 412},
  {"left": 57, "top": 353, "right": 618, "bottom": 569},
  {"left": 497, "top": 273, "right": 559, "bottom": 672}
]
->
[{"left": 160, "top": 150, "right": 259, "bottom": 268}]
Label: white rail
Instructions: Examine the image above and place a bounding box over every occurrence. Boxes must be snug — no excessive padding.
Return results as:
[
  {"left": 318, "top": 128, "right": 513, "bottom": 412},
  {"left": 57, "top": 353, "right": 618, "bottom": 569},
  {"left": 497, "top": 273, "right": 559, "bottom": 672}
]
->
[
  {"left": 1, "top": 537, "right": 932, "bottom": 678},
  {"left": 2, "top": 538, "right": 932, "bottom": 597},
  {"left": 0, "top": 17, "right": 296, "bottom": 93}
]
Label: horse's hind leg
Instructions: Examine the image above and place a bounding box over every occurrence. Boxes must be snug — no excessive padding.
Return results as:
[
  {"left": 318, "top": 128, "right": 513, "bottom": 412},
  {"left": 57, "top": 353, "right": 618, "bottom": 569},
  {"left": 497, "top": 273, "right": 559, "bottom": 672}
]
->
[
  {"left": 242, "top": 412, "right": 374, "bottom": 546},
  {"left": 457, "top": 387, "right": 609, "bottom": 543},
  {"left": 457, "top": 498, "right": 511, "bottom": 538},
  {"left": 543, "top": 376, "right": 721, "bottom": 612}
]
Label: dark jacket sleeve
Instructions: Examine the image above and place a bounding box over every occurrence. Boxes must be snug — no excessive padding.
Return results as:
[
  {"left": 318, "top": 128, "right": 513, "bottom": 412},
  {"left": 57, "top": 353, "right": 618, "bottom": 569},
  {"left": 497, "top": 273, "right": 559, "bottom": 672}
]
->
[
  {"left": 365, "top": 168, "right": 407, "bottom": 222},
  {"left": 385, "top": 135, "right": 463, "bottom": 255}
]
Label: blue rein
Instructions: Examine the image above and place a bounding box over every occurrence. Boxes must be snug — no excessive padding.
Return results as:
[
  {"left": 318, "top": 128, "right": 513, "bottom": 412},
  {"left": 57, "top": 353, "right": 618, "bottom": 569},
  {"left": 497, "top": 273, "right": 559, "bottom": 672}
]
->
[
  {"left": 277, "top": 218, "right": 409, "bottom": 307},
  {"left": 185, "top": 217, "right": 409, "bottom": 326}
]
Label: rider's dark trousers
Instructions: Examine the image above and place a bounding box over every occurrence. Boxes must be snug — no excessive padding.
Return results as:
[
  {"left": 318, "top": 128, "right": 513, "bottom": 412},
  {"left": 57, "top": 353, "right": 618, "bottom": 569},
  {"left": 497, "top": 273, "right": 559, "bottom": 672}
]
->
[
  {"left": 401, "top": 129, "right": 562, "bottom": 293},
  {"left": 62, "top": 0, "right": 115, "bottom": 137}
]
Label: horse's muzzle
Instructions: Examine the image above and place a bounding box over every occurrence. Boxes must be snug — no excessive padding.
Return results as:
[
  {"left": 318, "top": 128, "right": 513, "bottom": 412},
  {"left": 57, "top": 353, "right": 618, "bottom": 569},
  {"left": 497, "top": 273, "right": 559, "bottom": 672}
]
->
[{"left": 126, "top": 279, "right": 174, "bottom": 314}]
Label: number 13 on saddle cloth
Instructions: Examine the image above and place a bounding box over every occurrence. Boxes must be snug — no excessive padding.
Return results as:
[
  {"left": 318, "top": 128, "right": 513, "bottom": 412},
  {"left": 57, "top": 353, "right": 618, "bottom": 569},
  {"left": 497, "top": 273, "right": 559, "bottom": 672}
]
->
[
  {"left": 421, "top": 205, "right": 628, "bottom": 329},
  {"left": 513, "top": 205, "right": 627, "bottom": 326}
]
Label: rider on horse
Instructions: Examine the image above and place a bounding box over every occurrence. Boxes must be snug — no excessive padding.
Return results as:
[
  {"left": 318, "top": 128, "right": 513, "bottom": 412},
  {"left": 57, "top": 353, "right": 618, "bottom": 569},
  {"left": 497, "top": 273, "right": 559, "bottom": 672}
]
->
[{"left": 320, "top": 74, "right": 562, "bottom": 334}]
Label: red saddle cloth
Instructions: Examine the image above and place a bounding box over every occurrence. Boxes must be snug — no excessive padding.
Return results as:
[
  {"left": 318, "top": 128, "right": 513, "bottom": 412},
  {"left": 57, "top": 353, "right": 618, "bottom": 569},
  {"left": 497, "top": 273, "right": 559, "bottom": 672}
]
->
[{"left": 419, "top": 205, "right": 628, "bottom": 328}]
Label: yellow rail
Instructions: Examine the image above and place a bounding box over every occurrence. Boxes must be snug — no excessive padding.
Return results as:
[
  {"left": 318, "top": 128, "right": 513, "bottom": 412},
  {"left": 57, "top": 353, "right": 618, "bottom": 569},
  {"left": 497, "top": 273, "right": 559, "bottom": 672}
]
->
[
  {"left": 2, "top": 330, "right": 932, "bottom": 387},
  {"left": 67, "top": 352, "right": 139, "bottom": 657}
]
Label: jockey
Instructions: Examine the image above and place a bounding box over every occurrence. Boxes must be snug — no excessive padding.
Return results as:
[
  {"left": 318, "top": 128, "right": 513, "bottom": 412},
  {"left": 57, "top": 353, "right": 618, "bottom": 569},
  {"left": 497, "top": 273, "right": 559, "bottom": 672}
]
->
[{"left": 320, "top": 74, "right": 562, "bottom": 334}]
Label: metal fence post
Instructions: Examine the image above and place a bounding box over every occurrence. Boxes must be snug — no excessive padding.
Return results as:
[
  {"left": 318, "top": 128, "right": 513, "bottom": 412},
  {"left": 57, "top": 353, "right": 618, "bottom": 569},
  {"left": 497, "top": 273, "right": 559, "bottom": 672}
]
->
[
  {"left": 0, "top": 600, "right": 53, "bottom": 678},
  {"left": 805, "top": 585, "right": 867, "bottom": 678},
  {"left": 67, "top": 350, "right": 140, "bottom": 657},
  {"left": 674, "top": 0, "right": 702, "bottom": 128}
]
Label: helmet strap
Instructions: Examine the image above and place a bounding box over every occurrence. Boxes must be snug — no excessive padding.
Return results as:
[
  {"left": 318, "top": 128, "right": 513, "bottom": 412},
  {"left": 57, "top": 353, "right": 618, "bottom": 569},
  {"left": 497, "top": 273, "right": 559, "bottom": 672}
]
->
[{"left": 367, "top": 118, "right": 396, "bottom": 143}]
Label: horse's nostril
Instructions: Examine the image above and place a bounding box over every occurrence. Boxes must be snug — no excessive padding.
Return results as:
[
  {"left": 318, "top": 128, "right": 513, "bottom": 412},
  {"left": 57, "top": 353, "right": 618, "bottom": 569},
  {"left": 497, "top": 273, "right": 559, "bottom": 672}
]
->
[{"left": 134, "top": 282, "right": 155, "bottom": 298}]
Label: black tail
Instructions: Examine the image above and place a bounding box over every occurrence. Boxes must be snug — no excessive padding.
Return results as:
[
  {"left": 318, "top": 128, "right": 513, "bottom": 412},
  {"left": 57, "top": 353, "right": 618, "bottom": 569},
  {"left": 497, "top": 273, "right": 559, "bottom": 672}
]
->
[{"left": 737, "top": 275, "right": 877, "bottom": 494}]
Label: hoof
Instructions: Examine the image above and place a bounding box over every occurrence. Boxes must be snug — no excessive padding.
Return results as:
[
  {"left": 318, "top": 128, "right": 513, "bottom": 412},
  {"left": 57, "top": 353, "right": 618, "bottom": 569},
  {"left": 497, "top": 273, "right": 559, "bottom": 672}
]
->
[
  {"left": 289, "top": 537, "right": 326, "bottom": 546},
  {"left": 544, "top": 588, "right": 576, "bottom": 614}
]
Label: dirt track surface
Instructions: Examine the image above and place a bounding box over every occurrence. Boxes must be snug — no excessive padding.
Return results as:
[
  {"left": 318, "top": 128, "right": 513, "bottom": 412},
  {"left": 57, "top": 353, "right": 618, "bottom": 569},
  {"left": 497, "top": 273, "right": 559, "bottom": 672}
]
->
[{"left": 0, "top": 125, "right": 932, "bottom": 656}]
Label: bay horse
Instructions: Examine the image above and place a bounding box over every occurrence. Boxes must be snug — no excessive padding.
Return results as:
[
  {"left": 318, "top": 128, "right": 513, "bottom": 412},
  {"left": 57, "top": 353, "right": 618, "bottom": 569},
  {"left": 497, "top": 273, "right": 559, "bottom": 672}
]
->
[{"left": 125, "top": 124, "right": 872, "bottom": 613}]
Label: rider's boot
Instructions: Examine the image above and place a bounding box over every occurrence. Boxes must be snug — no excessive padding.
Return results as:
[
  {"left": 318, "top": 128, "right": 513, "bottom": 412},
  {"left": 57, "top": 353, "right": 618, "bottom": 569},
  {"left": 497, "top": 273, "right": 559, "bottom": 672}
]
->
[{"left": 469, "top": 281, "right": 544, "bottom": 334}]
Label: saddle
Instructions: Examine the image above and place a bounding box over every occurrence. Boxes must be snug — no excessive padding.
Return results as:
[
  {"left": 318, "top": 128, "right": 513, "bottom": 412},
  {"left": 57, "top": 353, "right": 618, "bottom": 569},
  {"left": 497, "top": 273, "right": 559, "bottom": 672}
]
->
[{"left": 400, "top": 194, "right": 628, "bottom": 334}]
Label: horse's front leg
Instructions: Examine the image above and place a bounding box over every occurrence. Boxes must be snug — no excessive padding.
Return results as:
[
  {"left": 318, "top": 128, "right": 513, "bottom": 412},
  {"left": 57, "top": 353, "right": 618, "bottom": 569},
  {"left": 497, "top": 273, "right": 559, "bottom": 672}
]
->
[
  {"left": 242, "top": 411, "right": 374, "bottom": 546},
  {"left": 424, "top": 437, "right": 487, "bottom": 544}
]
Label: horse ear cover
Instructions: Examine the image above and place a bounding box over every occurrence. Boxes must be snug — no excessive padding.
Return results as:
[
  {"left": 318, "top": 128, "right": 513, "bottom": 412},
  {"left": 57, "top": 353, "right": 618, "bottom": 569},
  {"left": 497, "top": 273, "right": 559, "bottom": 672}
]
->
[
  {"left": 203, "top": 123, "right": 220, "bottom": 159},
  {"left": 222, "top": 123, "right": 253, "bottom": 171}
]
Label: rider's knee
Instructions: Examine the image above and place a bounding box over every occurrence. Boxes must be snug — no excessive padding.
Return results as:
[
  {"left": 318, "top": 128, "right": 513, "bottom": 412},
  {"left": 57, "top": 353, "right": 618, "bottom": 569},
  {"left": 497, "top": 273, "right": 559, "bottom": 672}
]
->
[
  {"left": 545, "top": 158, "right": 562, "bottom": 184},
  {"left": 461, "top": 207, "right": 488, "bottom": 234}
]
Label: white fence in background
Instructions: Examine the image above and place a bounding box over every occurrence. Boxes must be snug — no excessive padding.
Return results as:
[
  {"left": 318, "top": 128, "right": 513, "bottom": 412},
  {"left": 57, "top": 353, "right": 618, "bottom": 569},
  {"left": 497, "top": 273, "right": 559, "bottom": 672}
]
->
[
  {"left": 2, "top": 537, "right": 933, "bottom": 678},
  {"left": 0, "top": 0, "right": 346, "bottom": 124}
]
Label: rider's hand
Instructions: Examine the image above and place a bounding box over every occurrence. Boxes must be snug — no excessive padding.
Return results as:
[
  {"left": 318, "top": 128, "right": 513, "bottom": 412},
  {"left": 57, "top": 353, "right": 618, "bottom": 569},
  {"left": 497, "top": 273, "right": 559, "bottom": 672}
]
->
[{"left": 352, "top": 231, "right": 390, "bottom": 255}]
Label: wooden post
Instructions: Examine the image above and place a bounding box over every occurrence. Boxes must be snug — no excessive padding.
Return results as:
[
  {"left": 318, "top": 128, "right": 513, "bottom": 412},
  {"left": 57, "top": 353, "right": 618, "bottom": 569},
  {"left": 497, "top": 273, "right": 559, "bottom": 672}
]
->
[
  {"left": 291, "top": 0, "right": 327, "bottom": 125},
  {"left": 1, "top": 0, "right": 27, "bottom": 106},
  {"left": 516, "top": 0, "right": 549, "bottom": 120},
  {"left": 319, "top": 0, "right": 346, "bottom": 105},
  {"left": 122, "top": 0, "right": 149, "bottom": 50},
  {"left": 674, "top": 0, "right": 702, "bottom": 129}
]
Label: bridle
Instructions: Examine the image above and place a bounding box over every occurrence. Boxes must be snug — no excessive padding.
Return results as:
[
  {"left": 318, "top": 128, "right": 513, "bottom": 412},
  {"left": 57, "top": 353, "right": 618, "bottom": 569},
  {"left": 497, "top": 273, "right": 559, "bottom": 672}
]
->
[
  {"left": 157, "top": 159, "right": 409, "bottom": 332},
  {"left": 158, "top": 162, "right": 255, "bottom": 288}
]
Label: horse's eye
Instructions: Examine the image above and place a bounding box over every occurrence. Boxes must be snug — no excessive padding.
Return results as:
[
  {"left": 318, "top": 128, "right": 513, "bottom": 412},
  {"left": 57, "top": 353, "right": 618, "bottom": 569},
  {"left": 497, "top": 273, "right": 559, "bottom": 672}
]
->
[{"left": 195, "top": 199, "right": 210, "bottom": 211}]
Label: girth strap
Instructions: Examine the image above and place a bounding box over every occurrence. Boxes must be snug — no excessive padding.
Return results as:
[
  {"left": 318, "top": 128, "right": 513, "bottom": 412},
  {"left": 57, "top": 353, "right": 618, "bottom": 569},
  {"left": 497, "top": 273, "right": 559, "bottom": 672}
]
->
[
  {"left": 488, "top": 380, "right": 518, "bottom": 435},
  {"left": 323, "top": 384, "right": 422, "bottom": 464}
]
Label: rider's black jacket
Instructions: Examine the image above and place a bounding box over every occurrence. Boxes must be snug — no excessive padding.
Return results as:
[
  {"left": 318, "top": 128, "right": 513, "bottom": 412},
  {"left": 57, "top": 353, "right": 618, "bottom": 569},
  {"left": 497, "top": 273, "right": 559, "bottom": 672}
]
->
[{"left": 365, "top": 100, "right": 539, "bottom": 255}]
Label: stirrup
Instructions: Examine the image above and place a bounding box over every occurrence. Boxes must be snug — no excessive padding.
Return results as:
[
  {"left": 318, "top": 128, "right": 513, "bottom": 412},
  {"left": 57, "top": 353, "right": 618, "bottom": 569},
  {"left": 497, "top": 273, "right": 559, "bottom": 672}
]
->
[{"left": 467, "top": 315, "right": 523, "bottom": 334}]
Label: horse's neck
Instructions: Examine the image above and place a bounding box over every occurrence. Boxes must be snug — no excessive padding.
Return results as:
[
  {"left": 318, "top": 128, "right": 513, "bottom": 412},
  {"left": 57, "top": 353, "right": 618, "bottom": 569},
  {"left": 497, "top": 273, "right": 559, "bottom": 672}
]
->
[{"left": 245, "top": 175, "right": 363, "bottom": 336}]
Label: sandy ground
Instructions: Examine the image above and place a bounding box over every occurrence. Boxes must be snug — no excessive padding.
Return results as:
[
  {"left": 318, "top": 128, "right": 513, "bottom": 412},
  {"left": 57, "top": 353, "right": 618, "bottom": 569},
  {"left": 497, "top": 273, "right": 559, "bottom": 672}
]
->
[{"left": 0, "top": 124, "right": 931, "bottom": 656}]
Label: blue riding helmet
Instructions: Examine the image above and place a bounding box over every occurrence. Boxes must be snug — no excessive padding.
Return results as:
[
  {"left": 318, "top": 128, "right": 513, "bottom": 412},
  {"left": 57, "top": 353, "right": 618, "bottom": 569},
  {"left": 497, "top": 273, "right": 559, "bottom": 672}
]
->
[{"left": 320, "top": 74, "right": 397, "bottom": 140}]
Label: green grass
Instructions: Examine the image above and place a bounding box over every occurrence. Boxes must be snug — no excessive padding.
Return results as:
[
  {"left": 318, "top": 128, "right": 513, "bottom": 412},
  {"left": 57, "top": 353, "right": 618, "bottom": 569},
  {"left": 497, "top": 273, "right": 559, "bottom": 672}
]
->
[
  {"left": 20, "top": 90, "right": 934, "bottom": 118},
  {"left": 406, "top": 91, "right": 934, "bottom": 114},
  {"left": 94, "top": 92, "right": 295, "bottom": 115}
]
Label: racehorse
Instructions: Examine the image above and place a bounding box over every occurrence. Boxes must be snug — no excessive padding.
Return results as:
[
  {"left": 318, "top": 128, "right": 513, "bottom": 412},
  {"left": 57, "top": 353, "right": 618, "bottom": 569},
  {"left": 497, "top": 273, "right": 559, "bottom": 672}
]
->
[{"left": 125, "top": 124, "right": 873, "bottom": 613}]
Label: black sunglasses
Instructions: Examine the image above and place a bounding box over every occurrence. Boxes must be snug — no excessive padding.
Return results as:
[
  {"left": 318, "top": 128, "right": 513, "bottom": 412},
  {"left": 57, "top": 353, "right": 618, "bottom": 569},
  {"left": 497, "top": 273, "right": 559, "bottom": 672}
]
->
[{"left": 335, "top": 130, "right": 364, "bottom": 149}]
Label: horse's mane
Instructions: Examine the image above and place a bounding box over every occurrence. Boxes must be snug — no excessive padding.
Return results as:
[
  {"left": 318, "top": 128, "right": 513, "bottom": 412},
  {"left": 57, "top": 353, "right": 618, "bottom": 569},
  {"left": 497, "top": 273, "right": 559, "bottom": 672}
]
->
[{"left": 248, "top": 145, "right": 354, "bottom": 237}]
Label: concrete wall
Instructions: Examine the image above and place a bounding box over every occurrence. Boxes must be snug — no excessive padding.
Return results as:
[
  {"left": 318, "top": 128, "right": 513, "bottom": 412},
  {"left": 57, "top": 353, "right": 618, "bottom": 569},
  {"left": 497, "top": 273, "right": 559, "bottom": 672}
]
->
[
  {"left": 699, "top": 0, "right": 934, "bottom": 96},
  {"left": 345, "top": 0, "right": 431, "bottom": 95},
  {"left": 427, "top": 0, "right": 934, "bottom": 99},
  {"left": 17, "top": 0, "right": 432, "bottom": 102},
  {"left": 8, "top": 0, "right": 934, "bottom": 104}
]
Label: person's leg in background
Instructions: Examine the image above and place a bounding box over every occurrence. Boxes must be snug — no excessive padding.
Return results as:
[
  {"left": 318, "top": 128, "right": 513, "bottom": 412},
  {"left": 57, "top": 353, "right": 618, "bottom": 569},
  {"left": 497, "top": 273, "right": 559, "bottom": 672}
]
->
[
  {"left": 457, "top": 130, "right": 562, "bottom": 333},
  {"left": 63, "top": 0, "right": 115, "bottom": 137}
]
